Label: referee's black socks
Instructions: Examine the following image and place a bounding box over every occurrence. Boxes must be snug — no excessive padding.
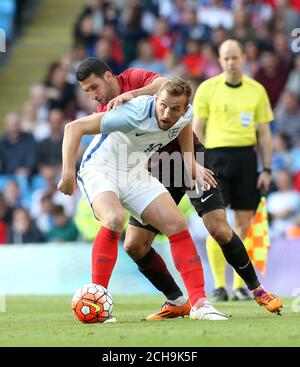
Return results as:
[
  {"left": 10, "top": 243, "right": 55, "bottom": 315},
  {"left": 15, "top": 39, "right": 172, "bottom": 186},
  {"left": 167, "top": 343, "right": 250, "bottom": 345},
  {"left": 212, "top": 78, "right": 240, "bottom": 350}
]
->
[{"left": 220, "top": 232, "right": 260, "bottom": 291}]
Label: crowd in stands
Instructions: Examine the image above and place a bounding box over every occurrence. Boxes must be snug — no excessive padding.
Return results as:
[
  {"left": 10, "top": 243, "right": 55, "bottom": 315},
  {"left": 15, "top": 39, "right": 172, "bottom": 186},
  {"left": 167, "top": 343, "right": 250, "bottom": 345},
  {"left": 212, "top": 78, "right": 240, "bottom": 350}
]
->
[
  {"left": 0, "top": 0, "right": 40, "bottom": 53},
  {"left": 1, "top": 0, "right": 300, "bottom": 244}
]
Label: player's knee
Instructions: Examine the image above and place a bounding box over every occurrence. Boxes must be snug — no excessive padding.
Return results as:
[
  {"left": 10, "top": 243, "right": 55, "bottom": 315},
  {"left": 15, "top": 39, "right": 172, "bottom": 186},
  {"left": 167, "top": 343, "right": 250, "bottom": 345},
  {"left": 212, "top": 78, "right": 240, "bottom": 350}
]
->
[
  {"left": 101, "top": 210, "right": 126, "bottom": 232},
  {"left": 163, "top": 216, "right": 187, "bottom": 237},
  {"left": 207, "top": 221, "right": 232, "bottom": 245},
  {"left": 124, "top": 231, "right": 151, "bottom": 260},
  {"left": 124, "top": 240, "right": 146, "bottom": 261}
]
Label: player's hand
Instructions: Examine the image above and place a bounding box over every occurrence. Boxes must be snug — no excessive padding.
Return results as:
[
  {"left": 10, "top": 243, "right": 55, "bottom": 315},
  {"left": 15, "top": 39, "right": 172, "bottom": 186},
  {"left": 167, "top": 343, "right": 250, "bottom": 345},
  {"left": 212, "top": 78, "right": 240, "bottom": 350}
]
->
[
  {"left": 257, "top": 171, "right": 271, "bottom": 192},
  {"left": 57, "top": 175, "right": 77, "bottom": 195},
  {"left": 194, "top": 164, "right": 217, "bottom": 188},
  {"left": 107, "top": 91, "right": 135, "bottom": 110},
  {"left": 203, "top": 167, "right": 217, "bottom": 188}
]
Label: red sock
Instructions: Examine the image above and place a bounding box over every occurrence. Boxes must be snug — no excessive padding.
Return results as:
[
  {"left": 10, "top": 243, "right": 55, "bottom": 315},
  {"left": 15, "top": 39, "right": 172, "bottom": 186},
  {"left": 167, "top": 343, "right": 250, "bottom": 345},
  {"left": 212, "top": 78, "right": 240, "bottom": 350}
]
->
[
  {"left": 92, "top": 226, "right": 120, "bottom": 288},
  {"left": 169, "top": 230, "right": 206, "bottom": 306}
]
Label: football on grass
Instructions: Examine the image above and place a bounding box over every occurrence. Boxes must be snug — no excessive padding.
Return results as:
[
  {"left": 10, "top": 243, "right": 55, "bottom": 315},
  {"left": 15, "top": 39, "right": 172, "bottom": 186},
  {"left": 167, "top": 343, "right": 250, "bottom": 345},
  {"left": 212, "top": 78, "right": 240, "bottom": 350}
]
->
[{"left": 71, "top": 283, "right": 114, "bottom": 323}]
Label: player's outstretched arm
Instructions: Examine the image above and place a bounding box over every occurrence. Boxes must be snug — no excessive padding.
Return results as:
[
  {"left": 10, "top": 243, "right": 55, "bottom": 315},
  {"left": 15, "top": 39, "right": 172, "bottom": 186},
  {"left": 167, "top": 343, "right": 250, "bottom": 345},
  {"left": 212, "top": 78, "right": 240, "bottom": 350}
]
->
[
  {"left": 107, "top": 76, "right": 167, "bottom": 110},
  {"left": 58, "top": 113, "right": 104, "bottom": 195}
]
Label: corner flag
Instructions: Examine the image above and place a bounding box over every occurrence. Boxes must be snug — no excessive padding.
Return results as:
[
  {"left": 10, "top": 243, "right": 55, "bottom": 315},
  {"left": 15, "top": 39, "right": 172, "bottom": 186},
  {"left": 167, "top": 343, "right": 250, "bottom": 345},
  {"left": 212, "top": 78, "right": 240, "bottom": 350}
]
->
[{"left": 244, "top": 196, "right": 270, "bottom": 276}]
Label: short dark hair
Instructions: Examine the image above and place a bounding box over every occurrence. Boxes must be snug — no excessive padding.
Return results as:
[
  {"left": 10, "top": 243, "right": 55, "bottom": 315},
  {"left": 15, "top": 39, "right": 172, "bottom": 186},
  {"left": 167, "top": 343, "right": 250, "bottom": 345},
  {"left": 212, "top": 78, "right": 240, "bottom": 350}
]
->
[
  {"left": 76, "top": 57, "right": 113, "bottom": 81},
  {"left": 158, "top": 78, "right": 192, "bottom": 101}
]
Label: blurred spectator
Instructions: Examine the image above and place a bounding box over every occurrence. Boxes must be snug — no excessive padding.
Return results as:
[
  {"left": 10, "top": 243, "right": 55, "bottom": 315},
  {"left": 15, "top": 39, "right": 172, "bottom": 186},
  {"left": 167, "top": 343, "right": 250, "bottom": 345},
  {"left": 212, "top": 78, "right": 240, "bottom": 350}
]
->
[
  {"left": 21, "top": 100, "right": 50, "bottom": 142},
  {"left": 179, "top": 8, "right": 211, "bottom": 49},
  {"left": 119, "top": 4, "right": 149, "bottom": 65},
  {"left": 232, "top": 3, "right": 256, "bottom": 43},
  {"left": 129, "top": 39, "right": 166, "bottom": 74},
  {"left": 3, "top": 180, "right": 25, "bottom": 211},
  {"left": 200, "top": 43, "right": 221, "bottom": 79},
  {"left": 0, "top": 112, "right": 37, "bottom": 177},
  {"left": 34, "top": 193, "right": 54, "bottom": 236},
  {"left": 181, "top": 38, "right": 203, "bottom": 79},
  {"left": 46, "top": 204, "right": 79, "bottom": 242},
  {"left": 285, "top": 54, "right": 300, "bottom": 100},
  {"left": 100, "top": 24, "right": 124, "bottom": 65},
  {"left": 30, "top": 166, "right": 78, "bottom": 220},
  {"left": 272, "top": 31, "right": 293, "bottom": 65},
  {"left": 210, "top": 26, "right": 229, "bottom": 47},
  {"left": 274, "top": 0, "right": 300, "bottom": 33},
  {"left": 198, "top": 0, "right": 234, "bottom": 30},
  {"left": 71, "top": 42, "right": 88, "bottom": 72},
  {"left": 271, "top": 133, "right": 292, "bottom": 178},
  {"left": 36, "top": 108, "right": 65, "bottom": 172},
  {"left": 44, "top": 62, "right": 77, "bottom": 118},
  {"left": 29, "top": 83, "right": 49, "bottom": 122},
  {"left": 8, "top": 208, "right": 43, "bottom": 244},
  {"left": 253, "top": 22, "right": 273, "bottom": 50},
  {"left": 158, "top": 0, "right": 187, "bottom": 28},
  {"left": 267, "top": 170, "right": 300, "bottom": 238},
  {"left": 243, "top": 39, "right": 260, "bottom": 77},
  {"left": 94, "top": 37, "right": 123, "bottom": 74},
  {"left": 245, "top": 0, "right": 274, "bottom": 28},
  {"left": 149, "top": 17, "right": 174, "bottom": 60},
  {"left": 163, "top": 51, "right": 187, "bottom": 78},
  {"left": 59, "top": 53, "right": 78, "bottom": 85},
  {"left": 74, "top": 14, "right": 99, "bottom": 55},
  {"left": 275, "top": 90, "right": 300, "bottom": 147},
  {"left": 255, "top": 50, "right": 291, "bottom": 108},
  {"left": 74, "top": 0, "right": 116, "bottom": 55}
]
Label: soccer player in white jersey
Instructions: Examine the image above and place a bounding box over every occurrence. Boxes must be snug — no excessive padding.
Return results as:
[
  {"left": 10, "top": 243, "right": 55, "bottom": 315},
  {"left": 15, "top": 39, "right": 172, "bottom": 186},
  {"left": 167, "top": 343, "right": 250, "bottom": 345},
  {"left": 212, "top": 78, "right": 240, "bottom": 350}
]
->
[{"left": 58, "top": 78, "right": 227, "bottom": 320}]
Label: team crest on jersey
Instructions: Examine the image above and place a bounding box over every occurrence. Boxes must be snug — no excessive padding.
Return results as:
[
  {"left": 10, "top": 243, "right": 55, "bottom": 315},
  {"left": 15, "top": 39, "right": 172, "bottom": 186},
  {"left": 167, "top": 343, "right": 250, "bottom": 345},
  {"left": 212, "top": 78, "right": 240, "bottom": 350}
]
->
[
  {"left": 168, "top": 127, "right": 181, "bottom": 139},
  {"left": 240, "top": 112, "right": 253, "bottom": 127}
]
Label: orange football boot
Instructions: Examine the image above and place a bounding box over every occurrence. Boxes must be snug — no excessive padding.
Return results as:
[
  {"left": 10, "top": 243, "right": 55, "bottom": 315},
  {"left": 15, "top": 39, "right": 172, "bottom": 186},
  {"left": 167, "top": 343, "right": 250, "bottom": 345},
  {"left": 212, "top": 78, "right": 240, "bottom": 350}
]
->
[
  {"left": 253, "top": 288, "right": 283, "bottom": 315},
  {"left": 145, "top": 300, "right": 191, "bottom": 320}
]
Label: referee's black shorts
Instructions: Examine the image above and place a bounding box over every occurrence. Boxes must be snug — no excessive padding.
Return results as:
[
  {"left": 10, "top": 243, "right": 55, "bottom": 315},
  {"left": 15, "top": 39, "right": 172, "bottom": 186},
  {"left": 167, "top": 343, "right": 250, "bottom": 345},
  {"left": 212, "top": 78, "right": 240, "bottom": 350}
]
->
[
  {"left": 206, "top": 145, "right": 260, "bottom": 211},
  {"left": 128, "top": 142, "right": 225, "bottom": 235}
]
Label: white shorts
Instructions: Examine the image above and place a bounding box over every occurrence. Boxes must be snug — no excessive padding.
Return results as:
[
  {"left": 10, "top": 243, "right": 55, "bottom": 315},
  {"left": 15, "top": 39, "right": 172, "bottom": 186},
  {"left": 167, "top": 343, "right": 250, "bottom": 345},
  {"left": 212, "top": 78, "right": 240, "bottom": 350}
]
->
[{"left": 77, "top": 163, "right": 168, "bottom": 223}]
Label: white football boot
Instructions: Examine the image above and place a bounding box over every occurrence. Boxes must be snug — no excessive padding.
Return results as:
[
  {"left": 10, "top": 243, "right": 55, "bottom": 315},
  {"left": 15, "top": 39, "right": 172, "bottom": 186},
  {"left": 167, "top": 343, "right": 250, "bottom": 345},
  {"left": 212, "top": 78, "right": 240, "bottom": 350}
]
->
[{"left": 190, "top": 301, "right": 228, "bottom": 320}]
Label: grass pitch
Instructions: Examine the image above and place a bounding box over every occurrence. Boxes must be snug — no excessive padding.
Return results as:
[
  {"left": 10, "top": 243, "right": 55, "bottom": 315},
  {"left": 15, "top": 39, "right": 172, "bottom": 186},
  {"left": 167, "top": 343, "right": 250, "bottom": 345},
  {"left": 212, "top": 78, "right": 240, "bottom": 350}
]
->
[{"left": 0, "top": 296, "right": 299, "bottom": 347}]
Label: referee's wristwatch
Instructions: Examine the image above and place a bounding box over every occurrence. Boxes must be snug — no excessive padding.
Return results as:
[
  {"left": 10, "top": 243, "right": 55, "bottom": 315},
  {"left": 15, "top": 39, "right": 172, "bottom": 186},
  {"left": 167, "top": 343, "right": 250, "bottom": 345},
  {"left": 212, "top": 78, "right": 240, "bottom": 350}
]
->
[{"left": 263, "top": 167, "right": 272, "bottom": 174}]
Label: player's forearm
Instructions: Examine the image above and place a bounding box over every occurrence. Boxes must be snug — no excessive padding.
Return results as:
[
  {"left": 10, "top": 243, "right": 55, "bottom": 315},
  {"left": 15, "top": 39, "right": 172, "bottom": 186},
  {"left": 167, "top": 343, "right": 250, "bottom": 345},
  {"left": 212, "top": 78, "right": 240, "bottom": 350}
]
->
[
  {"left": 177, "top": 124, "right": 195, "bottom": 178},
  {"left": 131, "top": 77, "right": 168, "bottom": 98},
  {"left": 192, "top": 118, "right": 206, "bottom": 144},
  {"left": 258, "top": 123, "right": 273, "bottom": 169},
  {"left": 61, "top": 122, "right": 83, "bottom": 178}
]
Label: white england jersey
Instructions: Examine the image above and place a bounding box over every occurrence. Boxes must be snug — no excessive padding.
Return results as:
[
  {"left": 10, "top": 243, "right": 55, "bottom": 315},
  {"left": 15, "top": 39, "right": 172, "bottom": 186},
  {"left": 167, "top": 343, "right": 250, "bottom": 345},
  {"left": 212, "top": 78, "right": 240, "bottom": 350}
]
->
[
  {"left": 80, "top": 95, "right": 193, "bottom": 172},
  {"left": 77, "top": 95, "right": 193, "bottom": 221}
]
